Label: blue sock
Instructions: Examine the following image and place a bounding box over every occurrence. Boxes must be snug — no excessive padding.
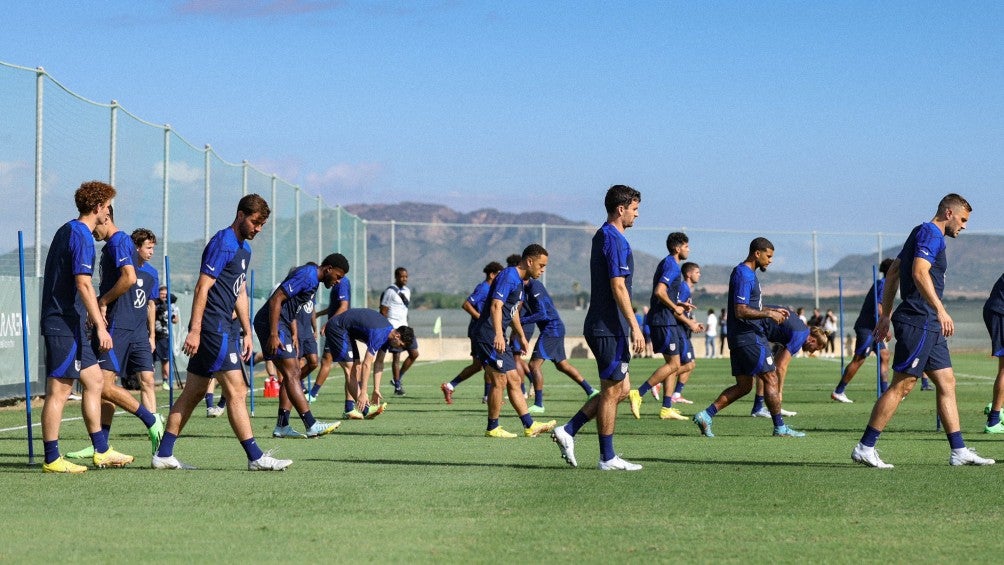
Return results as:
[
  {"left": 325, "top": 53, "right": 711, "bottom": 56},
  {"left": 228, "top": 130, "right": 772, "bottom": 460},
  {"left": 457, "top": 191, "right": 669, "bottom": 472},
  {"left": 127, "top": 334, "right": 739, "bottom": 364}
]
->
[
  {"left": 566, "top": 410, "right": 590, "bottom": 436},
  {"left": 947, "top": 431, "right": 965, "bottom": 450},
  {"left": 310, "top": 383, "right": 321, "bottom": 396},
  {"left": 520, "top": 413, "right": 534, "bottom": 428},
  {"left": 487, "top": 418, "right": 499, "bottom": 431},
  {"left": 520, "top": 382, "right": 526, "bottom": 395},
  {"left": 638, "top": 382, "right": 653, "bottom": 396},
  {"left": 580, "top": 381, "right": 595, "bottom": 395},
  {"left": 989, "top": 410, "right": 1001, "bottom": 427},
  {"left": 277, "top": 409, "right": 290, "bottom": 428},
  {"left": 860, "top": 425, "right": 881, "bottom": 447},
  {"left": 44, "top": 440, "right": 60, "bottom": 464},
  {"left": 240, "top": 437, "right": 264, "bottom": 461},
  {"left": 772, "top": 414, "right": 784, "bottom": 427},
  {"left": 157, "top": 432, "right": 177, "bottom": 457},
  {"left": 598, "top": 434, "right": 615, "bottom": 462},
  {"left": 880, "top": 381, "right": 889, "bottom": 393},
  {"left": 674, "top": 382, "right": 685, "bottom": 395},
  {"left": 922, "top": 377, "right": 931, "bottom": 388},
  {"left": 449, "top": 376, "right": 463, "bottom": 388},
  {"left": 345, "top": 400, "right": 355, "bottom": 413},
  {"left": 300, "top": 410, "right": 316, "bottom": 428},
  {"left": 101, "top": 423, "right": 111, "bottom": 445},
  {"left": 217, "top": 396, "right": 227, "bottom": 408},
  {"left": 752, "top": 395, "right": 765, "bottom": 412},
  {"left": 706, "top": 404, "right": 719, "bottom": 417},
  {"left": 205, "top": 393, "right": 214, "bottom": 408},
  {"left": 834, "top": 380, "right": 847, "bottom": 394},
  {"left": 134, "top": 405, "right": 156, "bottom": 428},
  {"left": 662, "top": 395, "right": 673, "bottom": 409},
  {"left": 534, "top": 390, "right": 544, "bottom": 407},
  {"left": 483, "top": 382, "right": 491, "bottom": 397},
  {"left": 90, "top": 430, "right": 109, "bottom": 454}
]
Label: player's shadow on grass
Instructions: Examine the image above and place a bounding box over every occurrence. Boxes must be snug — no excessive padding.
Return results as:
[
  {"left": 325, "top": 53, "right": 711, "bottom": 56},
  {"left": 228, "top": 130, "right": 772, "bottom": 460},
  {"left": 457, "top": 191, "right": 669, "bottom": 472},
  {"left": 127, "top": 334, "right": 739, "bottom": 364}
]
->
[{"left": 315, "top": 457, "right": 555, "bottom": 470}]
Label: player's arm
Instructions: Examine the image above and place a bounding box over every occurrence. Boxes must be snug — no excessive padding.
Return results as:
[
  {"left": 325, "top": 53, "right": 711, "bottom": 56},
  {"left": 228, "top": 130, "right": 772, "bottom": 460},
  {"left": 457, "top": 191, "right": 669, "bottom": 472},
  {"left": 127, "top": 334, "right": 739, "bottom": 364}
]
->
[
  {"left": 265, "top": 288, "right": 288, "bottom": 356},
  {"left": 610, "top": 276, "right": 644, "bottom": 354},
  {"left": 235, "top": 281, "right": 254, "bottom": 361},
  {"left": 183, "top": 273, "right": 215, "bottom": 355},
  {"left": 735, "top": 303, "right": 786, "bottom": 323},
  {"left": 509, "top": 304, "right": 529, "bottom": 354},
  {"left": 462, "top": 300, "right": 480, "bottom": 320},
  {"left": 874, "top": 259, "right": 900, "bottom": 341},
  {"left": 147, "top": 299, "right": 157, "bottom": 352},
  {"left": 490, "top": 298, "right": 506, "bottom": 352},
  {"left": 913, "top": 257, "right": 953, "bottom": 336},
  {"left": 653, "top": 282, "right": 684, "bottom": 316},
  {"left": 77, "top": 274, "right": 112, "bottom": 352},
  {"left": 97, "top": 264, "right": 136, "bottom": 316}
]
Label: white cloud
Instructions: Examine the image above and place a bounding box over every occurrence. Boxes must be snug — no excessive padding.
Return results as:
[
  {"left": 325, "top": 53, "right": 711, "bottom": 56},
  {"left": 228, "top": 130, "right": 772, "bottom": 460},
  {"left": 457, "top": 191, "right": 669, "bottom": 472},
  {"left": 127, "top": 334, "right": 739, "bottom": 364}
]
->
[
  {"left": 153, "top": 160, "right": 204, "bottom": 185},
  {"left": 306, "top": 162, "right": 383, "bottom": 191}
]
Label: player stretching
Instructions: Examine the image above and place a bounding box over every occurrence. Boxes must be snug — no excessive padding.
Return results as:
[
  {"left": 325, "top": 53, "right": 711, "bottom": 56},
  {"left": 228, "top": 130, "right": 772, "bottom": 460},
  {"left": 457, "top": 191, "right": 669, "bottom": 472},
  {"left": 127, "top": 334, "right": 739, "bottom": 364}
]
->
[
  {"left": 441, "top": 262, "right": 504, "bottom": 404},
  {"left": 750, "top": 306, "right": 828, "bottom": 417},
  {"left": 831, "top": 258, "right": 894, "bottom": 403},
  {"left": 551, "top": 185, "right": 645, "bottom": 470},
  {"left": 307, "top": 273, "right": 351, "bottom": 404}
]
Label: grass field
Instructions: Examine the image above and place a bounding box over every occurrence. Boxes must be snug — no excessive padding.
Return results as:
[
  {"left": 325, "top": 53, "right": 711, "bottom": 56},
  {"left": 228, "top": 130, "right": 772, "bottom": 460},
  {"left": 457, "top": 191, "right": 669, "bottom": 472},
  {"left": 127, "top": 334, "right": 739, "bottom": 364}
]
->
[{"left": 3, "top": 353, "right": 1004, "bottom": 562}]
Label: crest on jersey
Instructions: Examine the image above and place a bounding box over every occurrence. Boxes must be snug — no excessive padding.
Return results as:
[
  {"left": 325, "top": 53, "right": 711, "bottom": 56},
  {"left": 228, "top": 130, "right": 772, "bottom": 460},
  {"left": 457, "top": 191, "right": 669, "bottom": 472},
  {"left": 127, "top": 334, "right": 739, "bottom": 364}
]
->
[
  {"left": 619, "top": 363, "right": 629, "bottom": 375},
  {"left": 74, "top": 360, "right": 81, "bottom": 372},
  {"left": 285, "top": 344, "right": 293, "bottom": 352},
  {"left": 911, "top": 358, "right": 920, "bottom": 369},
  {"left": 670, "top": 343, "right": 677, "bottom": 352},
  {"left": 137, "top": 279, "right": 144, "bottom": 287},
  {"left": 229, "top": 353, "right": 238, "bottom": 364},
  {"left": 766, "top": 355, "right": 774, "bottom": 366},
  {"left": 496, "top": 359, "right": 504, "bottom": 369}
]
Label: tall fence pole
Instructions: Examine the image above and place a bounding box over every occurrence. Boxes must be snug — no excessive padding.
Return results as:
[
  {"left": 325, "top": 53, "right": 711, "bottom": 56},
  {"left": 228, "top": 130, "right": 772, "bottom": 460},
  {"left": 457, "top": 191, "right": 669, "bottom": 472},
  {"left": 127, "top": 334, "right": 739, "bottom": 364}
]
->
[
  {"left": 166, "top": 255, "right": 176, "bottom": 408},
  {"left": 241, "top": 161, "right": 248, "bottom": 196},
  {"left": 248, "top": 270, "right": 256, "bottom": 417},
  {"left": 360, "top": 220, "right": 366, "bottom": 308},
  {"left": 873, "top": 264, "right": 881, "bottom": 399},
  {"left": 108, "top": 101, "right": 118, "bottom": 187},
  {"left": 33, "top": 67, "right": 44, "bottom": 277},
  {"left": 18, "top": 231, "right": 35, "bottom": 465},
  {"left": 204, "top": 145, "right": 211, "bottom": 246},
  {"left": 390, "top": 219, "right": 396, "bottom": 277},
  {"left": 316, "top": 195, "right": 323, "bottom": 262},
  {"left": 812, "top": 231, "right": 820, "bottom": 309},
  {"left": 161, "top": 125, "right": 171, "bottom": 265},
  {"left": 295, "top": 186, "right": 301, "bottom": 267},
  {"left": 541, "top": 222, "right": 547, "bottom": 287},
  {"left": 270, "top": 175, "right": 277, "bottom": 288}
]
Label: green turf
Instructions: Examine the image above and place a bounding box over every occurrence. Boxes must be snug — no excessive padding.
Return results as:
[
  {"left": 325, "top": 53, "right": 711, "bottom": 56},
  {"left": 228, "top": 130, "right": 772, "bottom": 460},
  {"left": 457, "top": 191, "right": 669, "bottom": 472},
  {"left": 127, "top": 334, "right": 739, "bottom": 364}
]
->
[{"left": 3, "top": 354, "right": 1004, "bottom": 562}]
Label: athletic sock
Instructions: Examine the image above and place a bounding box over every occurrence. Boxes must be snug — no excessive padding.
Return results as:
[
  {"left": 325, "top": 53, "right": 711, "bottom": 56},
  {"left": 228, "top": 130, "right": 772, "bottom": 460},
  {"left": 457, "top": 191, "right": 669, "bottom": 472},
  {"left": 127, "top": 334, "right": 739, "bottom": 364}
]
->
[
  {"left": 217, "top": 396, "right": 227, "bottom": 408},
  {"left": 752, "top": 395, "right": 765, "bottom": 412},
  {"left": 598, "top": 434, "right": 615, "bottom": 462},
  {"left": 638, "top": 382, "right": 653, "bottom": 396},
  {"left": 534, "top": 390, "right": 544, "bottom": 407},
  {"left": 566, "top": 410, "right": 590, "bottom": 436},
  {"left": 299, "top": 410, "right": 317, "bottom": 429},
  {"left": 705, "top": 404, "right": 719, "bottom": 417},
  {"left": 309, "top": 383, "right": 321, "bottom": 397},
  {"left": 240, "top": 437, "right": 264, "bottom": 461},
  {"left": 880, "top": 381, "right": 889, "bottom": 394},
  {"left": 345, "top": 400, "right": 355, "bottom": 413},
  {"left": 204, "top": 393, "right": 214, "bottom": 409},
  {"left": 44, "top": 440, "right": 60, "bottom": 464},
  {"left": 579, "top": 381, "right": 595, "bottom": 395},
  {"left": 772, "top": 413, "right": 784, "bottom": 427},
  {"left": 483, "top": 382, "right": 491, "bottom": 398},
  {"left": 90, "top": 430, "right": 109, "bottom": 454},
  {"left": 156, "top": 433, "right": 177, "bottom": 457},
  {"left": 487, "top": 418, "right": 499, "bottom": 431},
  {"left": 860, "top": 426, "right": 881, "bottom": 448},
  {"left": 989, "top": 410, "right": 1002, "bottom": 427},
  {"left": 834, "top": 381, "right": 848, "bottom": 394},
  {"left": 947, "top": 431, "right": 965, "bottom": 450},
  {"left": 674, "top": 382, "right": 685, "bottom": 395},
  {"left": 662, "top": 395, "right": 673, "bottom": 409},
  {"left": 448, "top": 376, "right": 462, "bottom": 388},
  {"left": 519, "top": 413, "right": 534, "bottom": 428},
  {"left": 277, "top": 409, "right": 290, "bottom": 428},
  {"left": 101, "top": 423, "right": 112, "bottom": 445},
  {"left": 133, "top": 405, "right": 156, "bottom": 428}
]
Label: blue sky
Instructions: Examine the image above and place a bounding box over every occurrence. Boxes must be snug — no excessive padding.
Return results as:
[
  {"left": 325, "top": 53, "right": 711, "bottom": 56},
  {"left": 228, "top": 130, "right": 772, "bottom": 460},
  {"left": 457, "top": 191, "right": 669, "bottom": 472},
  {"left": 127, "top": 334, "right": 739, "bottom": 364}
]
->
[{"left": 2, "top": 0, "right": 1002, "bottom": 240}]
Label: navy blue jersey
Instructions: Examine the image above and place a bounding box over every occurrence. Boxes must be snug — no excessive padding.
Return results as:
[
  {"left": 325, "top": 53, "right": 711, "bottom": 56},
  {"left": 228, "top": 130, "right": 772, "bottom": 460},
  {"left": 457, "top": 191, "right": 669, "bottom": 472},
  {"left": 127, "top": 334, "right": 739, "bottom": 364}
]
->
[
  {"left": 986, "top": 274, "right": 1004, "bottom": 316},
  {"left": 727, "top": 263, "right": 766, "bottom": 346},
  {"left": 679, "top": 281, "right": 694, "bottom": 331},
  {"left": 199, "top": 226, "right": 252, "bottom": 334},
  {"left": 647, "top": 255, "right": 681, "bottom": 327},
  {"left": 326, "top": 308, "right": 393, "bottom": 355},
  {"left": 584, "top": 222, "right": 634, "bottom": 338},
  {"left": 892, "top": 222, "right": 947, "bottom": 329},
  {"left": 465, "top": 280, "right": 491, "bottom": 338},
  {"left": 326, "top": 276, "right": 351, "bottom": 316},
  {"left": 99, "top": 231, "right": 148, "bottom": 333},
  {"left": 133, "top": 262, "right": 159, "bottom": 333},
  {"left": 760, "top": 306, "right": 809, "bottom": 354},
  {"left": 254, "top": 264, "right": 318, "bottom": 329},
  {"left": 521, "top": 278, "right": 565, "bottom": 338},
  {"left": 40, "top": 220, "right": 95, "bottom": 336},
  {"left": 854, "top": 278, "right": 885, "bottom": 330},
  {"left": 473, "top": 266, "right": 524, "bottom": 343}
]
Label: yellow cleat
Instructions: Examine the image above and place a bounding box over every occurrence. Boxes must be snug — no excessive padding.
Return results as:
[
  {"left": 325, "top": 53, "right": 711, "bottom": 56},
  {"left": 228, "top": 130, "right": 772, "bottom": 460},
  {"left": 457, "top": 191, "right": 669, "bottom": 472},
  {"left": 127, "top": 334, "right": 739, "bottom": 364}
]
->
[
  {"left": 93, "top": 447, "right": 135, "bottom": 468},
  {"left": 525, "top": 419, "right": 557, "bottom": 437},
  {"left": 42, "top": 456, "right": 87, "bottom": 474},
  {"left": 629, "top": 390, "right": 643, "bottom": 419},
  {"left": 485, "top": 427, "right": 517, "bottom": 439},
  {"left": 659, "top": 407, "right": 688, "bottom": 421}
]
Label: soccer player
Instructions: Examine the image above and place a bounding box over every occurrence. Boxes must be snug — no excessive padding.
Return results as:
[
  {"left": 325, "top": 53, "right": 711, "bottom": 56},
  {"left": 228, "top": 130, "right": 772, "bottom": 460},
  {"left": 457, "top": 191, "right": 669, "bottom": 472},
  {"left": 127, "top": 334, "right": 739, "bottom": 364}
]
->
[
  {"left": 377, "top": 267, "right": 418, "bottom": 395},
  {"left": 523, "top": 276, "right": 599, "bottom": 413},
  {"left": 983, "top": 273, "right": 1004, "bottom": 433},
  {"left": 323, "top": 308, "right": 414, "bottom": 415},
  {"left": 153, "top": 194, "right": 292, "bottom": 471},
  {"left": 254, "top": 256, "right": 348, "bottom": 439},
  {"left": 852, "top": 194, "right": 993, "bottom": 468},
  {"left": 551, "top": 185, "right": 645, "bottom": 470},
  {"left": 441, "top": 262, "right": 504, "bottom": 404},
  {"left": 831, "top": 258, "right": 894, "bottom": 403},
  {"left": 629, "top": 232, "right": 692, "bottom": 421},
  {"left": 306, "top": 273, "right": 351, "bottom": 403},
  {"left": 471, "top": 244, "right": 556, "bottom": 438},
  {"left": 669, "top": 261, "right": 706, "bottom": 406},
  {"left": 691, "top": 238, "right": 805, "bottom": 438},
  {"left": 154, "top": 286, "right": 180, "bottom": 390},
  {"left": 65, "top": 213, "right": 165, "bottom": 461},
  {"left": 132, "top": 228, "right": 160, "bottom": 412},
  {"left": 750, "top": 306, "right": 828, "bottom": 417},
  {"left": 39, "top": 181, "right": 132, "bottom": 473}
]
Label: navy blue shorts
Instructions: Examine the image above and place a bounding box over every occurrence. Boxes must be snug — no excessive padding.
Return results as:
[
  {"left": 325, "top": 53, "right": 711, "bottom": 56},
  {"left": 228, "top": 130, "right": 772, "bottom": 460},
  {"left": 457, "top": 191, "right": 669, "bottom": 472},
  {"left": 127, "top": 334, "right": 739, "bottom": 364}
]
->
[
  {"left": 892, "top": 322, "right": 951, "bottom": 377},
  {"left": 728, "top": 337, "right": 775, "bottom": 377},
  {"left": 253, "top": 319, "right": 297, "bottom": 361},
  {"left": 650, "top": 325, "right": 682, "bottom": 357},
  {"left": 984, "top": 307, "right": 1004, "bottom": 358},
  {"left": 472, "top": 340, "right": 515, "bottom": 373},
  {"left": 154, "top": 337, "right": 171, "bottom": 362},
  {"left": 677, "top": 327, "right": 695, "bottom": 363},
  {"left": 44, "top": 332, "right": 98, "bottom": 379},
  {"left": 97, "top": 328, "right": 154, "bottom": 375},
  {"left": 585, "top": 334, "right": 630, "bottom": 381},
  {"left": 187, "top": 322, "right": 244, "bottom": 377},
  {"left": 532, "top": 335, "right": 567, "bottom": 363},
  {"left": 853, "top": 327, "right": 884, "bottom": 357},
  {"left": 323, "top": 326, "right": 360, "bottom": 363},
  {"left": 299, "top": 335, "right": 318, "bottom": 358}
]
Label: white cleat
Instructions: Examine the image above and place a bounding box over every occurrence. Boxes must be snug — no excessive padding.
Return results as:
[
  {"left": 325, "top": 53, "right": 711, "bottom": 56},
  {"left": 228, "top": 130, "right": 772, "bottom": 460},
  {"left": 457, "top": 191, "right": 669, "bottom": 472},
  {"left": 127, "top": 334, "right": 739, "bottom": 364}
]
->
[
  {"left": 851, "top": 443, "right": 893, "bottom": 469},
  {"left": 206, "top": 406, "right": 225, "bottom": 418},
  {"left": 151, "top": 455, "right": 196, "bottom": 470},
  {"left": 751, "top": 407, "right": 770, "bottom": 418},
  {"left": 831, "top": 391, "right": 853, "bottom": 403},
  {"left": 779, "top": 408, "right": 797, "bottom": 417},
  {"left": 248, "top": 449, "right": 293, "bottom": 471},
  {"left": 949, "top": 448, "right": 995, "bottom": 466},
  {"left": 551, "top": 425, "right": 577, "bottom": 468},
  {"left": 598, "top": 455, "right": 642, "bottom": 471}
]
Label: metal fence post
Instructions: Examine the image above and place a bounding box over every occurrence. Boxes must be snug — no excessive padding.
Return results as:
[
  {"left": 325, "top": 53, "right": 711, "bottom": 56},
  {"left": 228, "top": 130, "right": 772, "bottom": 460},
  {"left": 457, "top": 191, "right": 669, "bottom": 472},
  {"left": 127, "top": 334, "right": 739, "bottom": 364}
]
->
[
  {"left": 270, "top": 175, "right": 277, "bottom": 288},
  {"left": 109, "top": 100, "right": 118, "bottom": 187},
  {"left": 316, "top": 195, "right": 322, "bottom": 262},
  {"left": 34, "top": 67, "right": 44, "bottom": 277},
  {"left": 390, "top": 219, "right": 396, "bottom": 277},
  {"left": 204, "top": 144, "right": 211, "bottom": 246},
  {"left": 162, "top": 125, "right": 171, "bottom": 267},
  {"left": 812, "top": 231, "right": 820, "bottom": 309},
  {"left": 295, "top": 185, "right": 301, "bottom": 267}
]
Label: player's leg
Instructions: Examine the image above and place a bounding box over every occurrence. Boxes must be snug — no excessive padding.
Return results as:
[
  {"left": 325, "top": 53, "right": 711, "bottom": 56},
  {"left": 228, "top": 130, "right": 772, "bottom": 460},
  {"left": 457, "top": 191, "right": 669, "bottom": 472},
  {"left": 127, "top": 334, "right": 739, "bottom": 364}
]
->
[
  {"left": 527, "top": 357, "right": 546, "bottom": 412},
  {"left": 216, "top": 368, "right": 293, "bottom": 470},
  {"left": 309, "top": 350, "right": 335, "bottom": 401},
  {"left": 441, "top": 356, "right": 481, "bottom": 403},
  {"left": 986, "top": 357, "right": 1004, "bottom": 432}
]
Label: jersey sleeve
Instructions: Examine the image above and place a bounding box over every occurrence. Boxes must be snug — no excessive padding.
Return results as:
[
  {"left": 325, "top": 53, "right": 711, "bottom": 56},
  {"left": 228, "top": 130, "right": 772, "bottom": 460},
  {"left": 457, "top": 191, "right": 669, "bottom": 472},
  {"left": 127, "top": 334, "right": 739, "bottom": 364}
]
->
[
  {"left": 604, "top": 232, "right": 631, "bottom": 280},
  {"left": 283, "top": 266, "right": 317, "bottom": 298},
  {"left": 731, "top": 269, "right": 754, "bottom": 306},
  {"left": 340, "top": 278, "right": 352, "bottom": 305},
  {"left": 69, "top": 228, "right": 95, "bottom": 277},
  {"left": 913, "top": 224, "right": 944, "bottom": 265},
  {"left": 109, "top": 235, "right": 135, "bottom": 271},
  {"left": 200, "top": 237, "right": 233, "bottom": 278}
]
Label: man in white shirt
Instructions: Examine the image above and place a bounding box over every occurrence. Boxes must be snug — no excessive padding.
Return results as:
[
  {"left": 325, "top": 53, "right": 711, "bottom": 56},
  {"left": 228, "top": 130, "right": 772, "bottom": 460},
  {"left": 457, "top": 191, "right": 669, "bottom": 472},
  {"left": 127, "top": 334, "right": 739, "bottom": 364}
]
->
[
  {"left": 377, "top": 267, "right": 419, "bottom": 395},
  {"left": 705, "top": 308, "right": 718, "bottom": 359}
]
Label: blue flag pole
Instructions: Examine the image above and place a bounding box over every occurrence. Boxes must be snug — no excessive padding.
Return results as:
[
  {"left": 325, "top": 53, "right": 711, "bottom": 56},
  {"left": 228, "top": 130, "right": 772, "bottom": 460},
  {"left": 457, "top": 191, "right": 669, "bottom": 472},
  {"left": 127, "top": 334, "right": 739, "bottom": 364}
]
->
[
  {"left": 166, "top": 255, "right": 176, "bottom": 409},
  {"left": 838, "top": 276, "right": 845, "bottom": 374},
  {"left": 248, "top": 269, "right": 255, "bottom": 417},
  {"left": 18, "top": 231, "right": 35, "bottom": 465}
]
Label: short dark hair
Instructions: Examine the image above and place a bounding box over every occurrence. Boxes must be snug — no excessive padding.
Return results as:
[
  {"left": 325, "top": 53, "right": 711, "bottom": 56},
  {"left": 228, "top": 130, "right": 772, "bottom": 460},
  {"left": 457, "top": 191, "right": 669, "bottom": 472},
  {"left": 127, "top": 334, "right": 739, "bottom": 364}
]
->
[
  {"left": 521, "top": 244, "right": 548, "bottom": 260},
  {"left": 107, "top": 204, "right": 115, "bottom": 222},
  {"left": 483, "top": 261, "right": 504, "bottom": 275},
  {"left": 74, "top": 180, "right": 116, "bottom": 214},
  {"left": 395, "top": 325, "right": 415, "bottom": 349},
  {"left": 394, "top": 267, "right": 407, "bottom": 278},
  {"left": 749, "top": 237, "right": 774, "bottom": 255},
  {"left": 879, "top": 258, "right": 894, "bottom": 275},
  {"left": 666, "top": 232, "right": 688, "bottom": 254},
  {"left": 938, "top": 193, "right": 972, "bottom": 214},
  {"left": 322, "top": 253, "right": 350, "bottom": 274},
  {"left": 237, "top": 193, "right": 271, "bottom": 219},
  {"left": 131, "top": 228, "right": 157, "bottom": 247},
  {"left": 604, "top": 184, "right": 641, "bottom": 214},
  {"left": 506, "top": 254, "right": 521, "bottom": 267},
  {"left": 682, "top": 261, "right": 699, "bottom": 276}
]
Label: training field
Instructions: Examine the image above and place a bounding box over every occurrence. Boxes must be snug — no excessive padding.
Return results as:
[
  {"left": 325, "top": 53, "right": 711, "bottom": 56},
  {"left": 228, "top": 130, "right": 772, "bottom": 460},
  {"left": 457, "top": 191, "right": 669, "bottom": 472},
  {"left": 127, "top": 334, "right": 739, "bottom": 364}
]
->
[{"left": 3, "top": 354, "right": 1004, "bottom": 562}]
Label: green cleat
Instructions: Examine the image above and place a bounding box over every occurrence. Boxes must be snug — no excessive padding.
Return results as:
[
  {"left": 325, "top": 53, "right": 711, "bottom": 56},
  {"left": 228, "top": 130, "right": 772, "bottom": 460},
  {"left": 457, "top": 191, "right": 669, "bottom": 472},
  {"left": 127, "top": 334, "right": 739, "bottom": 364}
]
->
[
  {"left": 986, "top": 402, "right": 995, "bottom": 416},
  {"left": 773, "top": 424, "right": 806, "bottom": 438},
  {"left": 148, "top": 413, "right": 165, "bottom": 454},
  {"left": 527, "top": 404, "right": 546, "bottom": 414},
  {"left": 693, "top": 410, "right": 715, "bottom": 437},
  {"left": 65, "top": 445, "right": 95, "bottom": 459},
  {"left": 629, "top": 390, "right": 642, "bottom": 419},
  {"left": 587, "top": 390, "right": 601, "bottom": 400},
  {"left": 985, "top": 422, "right": 1004, "bottom": 434}
]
